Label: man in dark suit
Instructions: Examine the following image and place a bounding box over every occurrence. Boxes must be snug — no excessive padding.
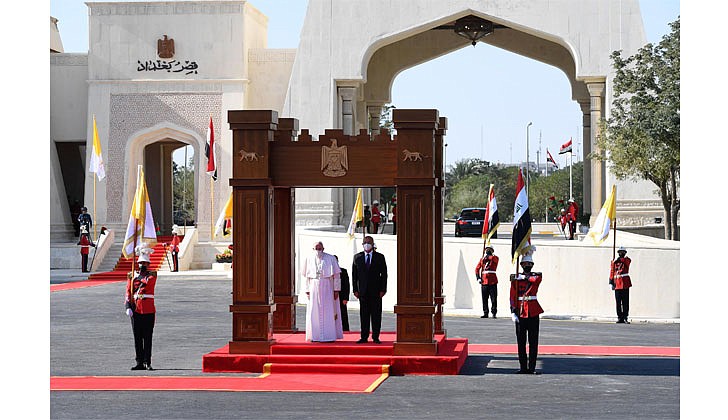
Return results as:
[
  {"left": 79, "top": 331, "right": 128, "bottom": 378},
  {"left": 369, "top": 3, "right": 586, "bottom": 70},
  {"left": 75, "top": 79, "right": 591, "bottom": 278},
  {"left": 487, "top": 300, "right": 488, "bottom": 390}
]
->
[
  {"left": 352, "top": 235, "right": 387, "bottom": 344},
  {"left": 335, "top": 255, "right": 351, "bottom": 331}
]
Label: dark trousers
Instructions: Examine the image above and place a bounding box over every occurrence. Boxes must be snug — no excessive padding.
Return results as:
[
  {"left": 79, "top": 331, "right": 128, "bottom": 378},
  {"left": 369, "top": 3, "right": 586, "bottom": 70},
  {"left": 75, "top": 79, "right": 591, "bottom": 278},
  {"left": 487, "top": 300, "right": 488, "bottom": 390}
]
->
[
  {"left": 172, "top": 251, "right": 179, "bottom": 272},
  {"left": 515, "top": 316, "right": 540, "bottom": 371},
  {"left": 340, "top": 301, "right": 350, "bottom": 331},
  {"left": 131, "top": 313, "right": 155, "bottom": 365},
  {"left": 81, "top": 254, "right": 89, "bottom": 272},
  {"left": 568, "top": 220, "right": 576, "bottom": 239},
  {"left": 359, "top": 294, "right": 382, "bottom": 341},
  {"left": 481, "top": 284, "right": 497, "bottom": 315},
  {"left": 615, "top": 289, "right": 630, "bottom": 321}
]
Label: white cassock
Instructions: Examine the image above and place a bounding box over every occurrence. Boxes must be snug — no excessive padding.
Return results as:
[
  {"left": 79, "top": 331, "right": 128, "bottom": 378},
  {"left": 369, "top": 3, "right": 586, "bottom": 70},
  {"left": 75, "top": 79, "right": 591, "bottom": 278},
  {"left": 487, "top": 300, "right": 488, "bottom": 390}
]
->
[{"left": 301, "top": 252, "right": 344, "bottom": 342}]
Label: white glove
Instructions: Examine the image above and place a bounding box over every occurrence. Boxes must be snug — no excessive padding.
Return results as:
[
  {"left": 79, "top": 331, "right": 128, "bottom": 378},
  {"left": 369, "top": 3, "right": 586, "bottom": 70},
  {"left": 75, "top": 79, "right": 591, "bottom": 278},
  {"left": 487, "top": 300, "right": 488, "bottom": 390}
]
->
[
  {"left": 126, "top": 308, "right": 133, "bottom": 317},
  {"left": 511, "top": 313, "right": 519, "bottom": 323}
]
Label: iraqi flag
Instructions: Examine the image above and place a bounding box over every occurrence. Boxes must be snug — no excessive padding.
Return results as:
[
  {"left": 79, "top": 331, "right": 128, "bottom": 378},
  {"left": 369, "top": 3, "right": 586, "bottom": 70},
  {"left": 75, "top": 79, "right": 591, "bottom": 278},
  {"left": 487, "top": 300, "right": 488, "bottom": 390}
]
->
[
  {"left": 511, "top": 168, "right": 532, "bottom": 263},
  {"left": 482, "top": 183, "right": 500, "bottom": 244},
  {"left": 559, "top": 138, "right": 573, "bottom": 155},
  {"left": 546, "top": 148, "right": 558, "bottom": 168},
  {"left": 205, "top": 117, "right": 217, "bottom": 180}
]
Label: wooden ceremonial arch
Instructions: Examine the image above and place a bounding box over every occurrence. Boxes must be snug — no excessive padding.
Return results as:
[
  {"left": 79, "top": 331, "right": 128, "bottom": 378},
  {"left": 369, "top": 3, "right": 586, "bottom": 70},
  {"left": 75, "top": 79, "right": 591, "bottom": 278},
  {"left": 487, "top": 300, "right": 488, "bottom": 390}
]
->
[{"left": 228, "top": 109, "right": 446, "bottom": 356}]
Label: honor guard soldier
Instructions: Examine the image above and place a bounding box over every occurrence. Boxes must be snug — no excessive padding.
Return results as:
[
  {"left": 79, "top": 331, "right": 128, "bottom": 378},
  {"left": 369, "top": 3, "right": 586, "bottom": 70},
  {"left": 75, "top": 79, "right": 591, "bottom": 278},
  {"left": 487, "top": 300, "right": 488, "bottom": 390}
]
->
[
  {"left": 475, "top": 246, "right": 499, "bottom": 318},
  {"left": 77, "top": 206, "right": 93, "bottom": 239},
  {"left": 169, "top": 224, "right": 181, "bottom": 272},
  {"left": 125, "top": 244, "right": 157, "bottom": 371},
  {"left": 610, "top": 246, "right": 632, "bottom": 324},
  {"left": 510, "top": 249, "right": 544, "bottom": 374},
  {"left": 78, "top": 225, "right": 95, "bottom": 272}
]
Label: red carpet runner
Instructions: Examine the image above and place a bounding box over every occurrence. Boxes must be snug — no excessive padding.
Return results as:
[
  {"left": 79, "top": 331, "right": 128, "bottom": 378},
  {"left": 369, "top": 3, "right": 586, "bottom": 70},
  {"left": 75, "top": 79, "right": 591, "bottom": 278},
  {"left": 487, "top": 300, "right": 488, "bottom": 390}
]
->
[
  {"left": 51, "top": 366, "right": 389, "bottom": 393},
  {"left": 51, "top": 236, "right": 179, "bottom": 292}
]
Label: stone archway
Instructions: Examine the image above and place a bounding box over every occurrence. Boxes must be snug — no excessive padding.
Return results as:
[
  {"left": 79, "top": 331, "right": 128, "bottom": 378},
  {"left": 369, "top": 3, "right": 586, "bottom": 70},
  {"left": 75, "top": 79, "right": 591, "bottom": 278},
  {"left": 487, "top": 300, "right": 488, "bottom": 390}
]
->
[
  {"left": 125, "top": 124, "right": 203, "bottom": 234},
  {"left": 227, "top": 109, "right": 445, "bottom": 356}
]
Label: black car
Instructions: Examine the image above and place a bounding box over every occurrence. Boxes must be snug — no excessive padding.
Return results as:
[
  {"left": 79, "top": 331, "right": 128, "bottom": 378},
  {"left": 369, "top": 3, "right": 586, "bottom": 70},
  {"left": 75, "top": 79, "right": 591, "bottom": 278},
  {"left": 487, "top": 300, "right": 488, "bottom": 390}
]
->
[{"left": 454, "top": 207, "right": 486, "bottom": 237}]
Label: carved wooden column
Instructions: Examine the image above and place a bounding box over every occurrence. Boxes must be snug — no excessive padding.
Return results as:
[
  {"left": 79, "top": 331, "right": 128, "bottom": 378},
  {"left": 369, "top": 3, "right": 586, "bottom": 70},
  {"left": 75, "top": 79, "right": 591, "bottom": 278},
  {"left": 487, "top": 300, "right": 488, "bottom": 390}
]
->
[
  {"left": 392, "top": 109, "right": 438, "bottom": 356},
  {"left": 228, "top": 110, "right": 277, "bottom": 354},
  {"left": 272, "top": 118, "right": 299, "bottom": 333},
  {"left": 434, "top": 117, "right": 447, "bottom": 335}
]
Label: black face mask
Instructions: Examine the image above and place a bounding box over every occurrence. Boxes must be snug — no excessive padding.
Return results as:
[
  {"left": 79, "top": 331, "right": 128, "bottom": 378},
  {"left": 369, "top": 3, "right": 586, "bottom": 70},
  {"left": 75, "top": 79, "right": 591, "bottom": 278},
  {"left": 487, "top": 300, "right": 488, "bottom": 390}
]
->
[
  {"left": 486, "top": 251, "right": 493, "bottom": 256},
  {"left": 139, "top": 264, "right": 148, "bottom": 273}
]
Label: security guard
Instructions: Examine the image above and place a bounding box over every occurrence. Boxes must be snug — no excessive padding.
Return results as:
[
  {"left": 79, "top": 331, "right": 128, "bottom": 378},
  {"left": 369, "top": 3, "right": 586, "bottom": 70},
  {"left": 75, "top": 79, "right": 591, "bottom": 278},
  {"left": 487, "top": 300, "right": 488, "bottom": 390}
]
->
[
  {"left": 510, "top": 250, "right": 544, "bottom": 374},
  {"left": 475, "top": 246, "right": 499, "bottom": 318},
  {"left": 169, "top": 225, "right": 181, "bottom": 272},
  {"left": 610, "top": 246, "right": 632, "bottom": 324},
  {"left": 125, "top": 244, "right": 157, "bottom": 371}
]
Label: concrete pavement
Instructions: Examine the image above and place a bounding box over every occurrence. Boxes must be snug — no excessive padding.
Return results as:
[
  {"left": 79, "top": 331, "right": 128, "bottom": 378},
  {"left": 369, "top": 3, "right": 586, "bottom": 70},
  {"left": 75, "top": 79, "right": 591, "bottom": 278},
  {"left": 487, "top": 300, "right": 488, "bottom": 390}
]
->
[{"left": 50, "top": 272, "right": 679, "bottom": 419}]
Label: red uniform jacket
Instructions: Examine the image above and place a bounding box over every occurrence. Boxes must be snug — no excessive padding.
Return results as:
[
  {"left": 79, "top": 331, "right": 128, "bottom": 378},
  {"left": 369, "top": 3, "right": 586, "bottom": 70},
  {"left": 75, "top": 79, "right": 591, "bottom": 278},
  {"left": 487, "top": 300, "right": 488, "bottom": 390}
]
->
[
  {"left": 610, "top": 257, "right": 632, "bottom": 289},
  {"left": 510, "top": 272, "right": 544, "bottom": 318},
  {"left": 475, "top": 255, "right": 499, "bottom": 285},
  {"left": 125, "top": 271, "right": 157, "bottom": 314},
  {"left": 371, "top": 205, "right": 381, "bottom": 223},
  {"left": 79, "top": 235, "right": 92, "bottom": 255},
  {"left": 170, "top": 235, "right": 180, "bottom": 253}
]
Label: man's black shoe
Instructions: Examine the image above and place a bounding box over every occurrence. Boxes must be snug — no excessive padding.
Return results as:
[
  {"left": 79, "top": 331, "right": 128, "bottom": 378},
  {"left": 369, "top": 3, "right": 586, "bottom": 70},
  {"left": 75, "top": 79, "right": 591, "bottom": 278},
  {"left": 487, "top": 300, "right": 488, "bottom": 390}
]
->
[
  {"left": 146, "top": 364, "right": 154, "bottom": 371},
  {"left": 131, "top": 364, "right": 146, "bottom": 371},
  {"left": 480, "top": 314, "right": 488, "bottom": 318},
  {"left": 516, "top": 369, "right": 529, "bottom": 374},
  {"left": 373, "top": 339, "right": 382, "bottom": 344},
  {"left": 616, "top": 319, "right": 625, "bottom": 324},
  {"left": 492, "top": 314, "right": 497, "bottom": 319},
  {"left": 356, "top": 339, "right": 368, "bottom": 344},
  {"left": 624, "top": 320, "right": 630, "bottom": 324}
]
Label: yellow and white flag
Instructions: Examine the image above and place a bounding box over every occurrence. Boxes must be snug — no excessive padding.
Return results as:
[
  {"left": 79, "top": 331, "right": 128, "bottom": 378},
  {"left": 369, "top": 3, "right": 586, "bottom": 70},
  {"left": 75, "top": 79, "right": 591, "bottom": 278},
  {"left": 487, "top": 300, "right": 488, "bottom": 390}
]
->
[
  {"left": 214, "top": 192, "right": 233, "bottom": 238},
  {"left": 587, "top": 185, "right": 616, "bottom": 246},
  {"left": 122, "top": 165, "right": 157, "bottom": 258},
  {"left": 346, "top": 188, "right": 364, "bottom": 239},
  {"left": 89, "top": 115, "right": 105, "bottom": 181}
]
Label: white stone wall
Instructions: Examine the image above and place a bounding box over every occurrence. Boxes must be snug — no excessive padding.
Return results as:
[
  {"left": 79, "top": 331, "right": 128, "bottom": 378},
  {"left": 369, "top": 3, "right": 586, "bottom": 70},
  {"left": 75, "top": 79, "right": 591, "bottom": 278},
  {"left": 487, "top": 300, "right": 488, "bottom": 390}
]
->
[{"left": 296, "top": 228, "right": 680, "bottom": 320}]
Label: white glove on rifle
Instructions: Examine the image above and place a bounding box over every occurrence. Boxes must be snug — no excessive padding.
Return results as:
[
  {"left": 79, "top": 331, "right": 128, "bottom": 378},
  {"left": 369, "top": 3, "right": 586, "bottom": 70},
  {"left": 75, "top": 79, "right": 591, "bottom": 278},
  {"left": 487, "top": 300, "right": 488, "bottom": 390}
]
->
[
  {"left": 126, "top": 308, "right": 133, "bottom": 317},
  {"left": 511, "top": 313, "right": 519, "bottom": 323}
]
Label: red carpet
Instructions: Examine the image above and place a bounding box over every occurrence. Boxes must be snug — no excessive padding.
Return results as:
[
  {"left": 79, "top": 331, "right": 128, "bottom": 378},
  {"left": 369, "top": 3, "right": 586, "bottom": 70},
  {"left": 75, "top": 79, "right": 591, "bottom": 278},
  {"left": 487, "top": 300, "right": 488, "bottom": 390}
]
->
[
  {"left": 202, "top": 332, "right": 468, "bottom": 375},
  {"left": 468, "top": 343, "right": 680, "bottom": 357},
  {"left": 51, "top": 279, "right": 124, "bottom": 292},
  {"left": 51, "top": 236, "right": 180, "bottom": 293},
  {"left": 51, "top": 366, "right": 388, "bottom": 393}
]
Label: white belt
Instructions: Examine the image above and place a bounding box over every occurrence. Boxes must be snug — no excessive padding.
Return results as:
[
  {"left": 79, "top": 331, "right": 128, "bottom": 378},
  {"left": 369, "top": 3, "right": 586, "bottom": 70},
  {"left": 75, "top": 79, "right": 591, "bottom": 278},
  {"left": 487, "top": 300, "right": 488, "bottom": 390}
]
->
[
  {"left": 518, "top": 296, "right": 537, "bottom": 301},
  {"left": 482, "top": 270, "right": 497, "bottom": 274},
  {"left": 134, "top": 294, "right": 154, "bottom": 299},
  {"left": 616, "top": 274, "right": 629, "bottom": 278}
]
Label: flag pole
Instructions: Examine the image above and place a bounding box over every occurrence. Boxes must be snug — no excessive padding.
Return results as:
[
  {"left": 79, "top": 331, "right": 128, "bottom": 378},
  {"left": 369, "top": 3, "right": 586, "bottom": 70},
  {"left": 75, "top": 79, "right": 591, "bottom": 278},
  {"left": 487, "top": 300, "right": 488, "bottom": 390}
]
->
[
  {"left": 210, "top": 177, "right": 214, "bottom": 240},
  {"left": 569, "top": 151, "right": 573, "bottom": 200},
  {"left": 93, "top": 175, "right": 97, "bottom": 242}
]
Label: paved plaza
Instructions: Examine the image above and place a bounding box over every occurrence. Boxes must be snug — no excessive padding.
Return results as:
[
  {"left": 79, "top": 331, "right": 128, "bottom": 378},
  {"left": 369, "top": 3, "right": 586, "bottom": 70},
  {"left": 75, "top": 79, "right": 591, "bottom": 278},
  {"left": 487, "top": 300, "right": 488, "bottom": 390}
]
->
[{"left": 49, "top": 271, "right": 679, "bottom": 419}]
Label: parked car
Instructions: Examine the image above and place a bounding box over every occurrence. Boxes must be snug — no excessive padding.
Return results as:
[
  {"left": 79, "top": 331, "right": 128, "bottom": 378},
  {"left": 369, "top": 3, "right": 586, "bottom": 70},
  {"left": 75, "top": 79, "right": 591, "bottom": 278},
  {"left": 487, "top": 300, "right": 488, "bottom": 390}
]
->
[{"left": 455, "top": 207, "right": 486, "bottom": 237}]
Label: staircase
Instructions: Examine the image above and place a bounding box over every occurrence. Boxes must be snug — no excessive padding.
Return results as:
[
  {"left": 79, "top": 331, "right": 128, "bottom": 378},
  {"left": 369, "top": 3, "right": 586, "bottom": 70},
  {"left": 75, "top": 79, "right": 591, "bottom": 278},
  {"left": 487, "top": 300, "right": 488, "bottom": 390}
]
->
[
  {"left": 87, "top": 236, "right": 181, "bottom": 282},
  {"left": 203, "top": 332, "right": 468, "bottom": 375}
]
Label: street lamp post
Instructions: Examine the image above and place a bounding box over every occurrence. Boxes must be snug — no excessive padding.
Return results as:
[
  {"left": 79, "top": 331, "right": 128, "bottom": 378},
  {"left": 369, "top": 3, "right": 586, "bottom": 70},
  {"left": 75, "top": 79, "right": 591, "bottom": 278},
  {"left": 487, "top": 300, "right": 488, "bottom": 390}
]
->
[{"left": 526, "top": 122, "right": 532, "bottom": 197}]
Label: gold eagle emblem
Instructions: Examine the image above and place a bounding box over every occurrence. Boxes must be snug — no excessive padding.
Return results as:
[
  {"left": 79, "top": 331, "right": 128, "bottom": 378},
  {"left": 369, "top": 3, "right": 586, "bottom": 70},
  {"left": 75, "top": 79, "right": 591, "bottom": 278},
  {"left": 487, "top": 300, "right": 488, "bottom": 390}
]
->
[{"left": 157, "top": 35, "right": 175, "bottom": 59}]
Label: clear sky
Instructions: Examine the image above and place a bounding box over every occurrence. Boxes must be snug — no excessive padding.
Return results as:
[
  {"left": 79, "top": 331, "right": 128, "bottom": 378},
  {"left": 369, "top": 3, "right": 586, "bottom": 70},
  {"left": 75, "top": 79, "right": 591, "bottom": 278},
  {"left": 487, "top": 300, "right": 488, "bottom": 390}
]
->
[{"left": 50, "top": 0, "right": 679, "bottom": 168}]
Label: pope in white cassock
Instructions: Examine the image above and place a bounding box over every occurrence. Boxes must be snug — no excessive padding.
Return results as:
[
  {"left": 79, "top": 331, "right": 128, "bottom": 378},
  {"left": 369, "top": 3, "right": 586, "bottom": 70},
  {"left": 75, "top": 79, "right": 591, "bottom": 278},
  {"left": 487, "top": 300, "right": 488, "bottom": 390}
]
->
[{"left": 301, "top": 241, "right": 344, "bottom": 342}]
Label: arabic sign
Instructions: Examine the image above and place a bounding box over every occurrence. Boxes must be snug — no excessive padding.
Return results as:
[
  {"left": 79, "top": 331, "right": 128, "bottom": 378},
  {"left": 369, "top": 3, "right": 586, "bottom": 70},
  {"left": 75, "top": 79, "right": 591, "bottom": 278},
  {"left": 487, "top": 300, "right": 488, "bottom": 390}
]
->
[{"left": 137, "top": 59, "right": 198, "bottom": 75}]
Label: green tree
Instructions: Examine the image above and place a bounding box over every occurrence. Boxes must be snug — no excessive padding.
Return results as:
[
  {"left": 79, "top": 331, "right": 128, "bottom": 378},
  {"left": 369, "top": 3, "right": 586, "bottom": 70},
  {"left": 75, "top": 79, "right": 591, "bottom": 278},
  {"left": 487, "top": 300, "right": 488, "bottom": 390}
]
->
[
  {"left": 528, "top": 162, "right": 584, "bottom": 224},
  {"left": 599, "top": 18, "right": 680, "bottom": 240},
  {"left": 173, "top": 158, "right": 195, "bottom": 225},
  {"left": 445, "top": 163, "right": 517, "bottom": 220}
]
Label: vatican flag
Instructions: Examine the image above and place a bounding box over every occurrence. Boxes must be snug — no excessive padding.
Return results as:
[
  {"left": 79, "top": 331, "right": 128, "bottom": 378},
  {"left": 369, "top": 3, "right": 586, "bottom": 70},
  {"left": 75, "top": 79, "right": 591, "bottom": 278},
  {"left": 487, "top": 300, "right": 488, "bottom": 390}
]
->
[
  {"left": 587, "top": 185, "right": 617, "bottom": 246},
  {"left": 89, "top": 115, "right": 105, "bottom": 181},
  {"left": 122, "top": 165, "right": 157, "bottom": 258},
  {"left": 346, "top": 188, "right": 364, "bottom": 239},
  {"left": 215, "top": 192, "right": 233, "bottom": 238}
]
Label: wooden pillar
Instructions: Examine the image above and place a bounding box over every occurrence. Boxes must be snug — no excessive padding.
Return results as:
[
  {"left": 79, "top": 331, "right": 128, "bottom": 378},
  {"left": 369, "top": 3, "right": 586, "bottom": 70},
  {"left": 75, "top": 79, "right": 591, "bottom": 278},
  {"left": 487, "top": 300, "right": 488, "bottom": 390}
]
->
[
  {"left": 272, "top": 118, "right": 299, "bottom": 333},
  {"left": 434, "top": 117, "right": 447, "bottom": 335},
  {"left": 392, "top": 109, "right": 438, "bottom": 356},
  {"left": 227, "top": 110, "right": 278, "bottom": 354}
]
